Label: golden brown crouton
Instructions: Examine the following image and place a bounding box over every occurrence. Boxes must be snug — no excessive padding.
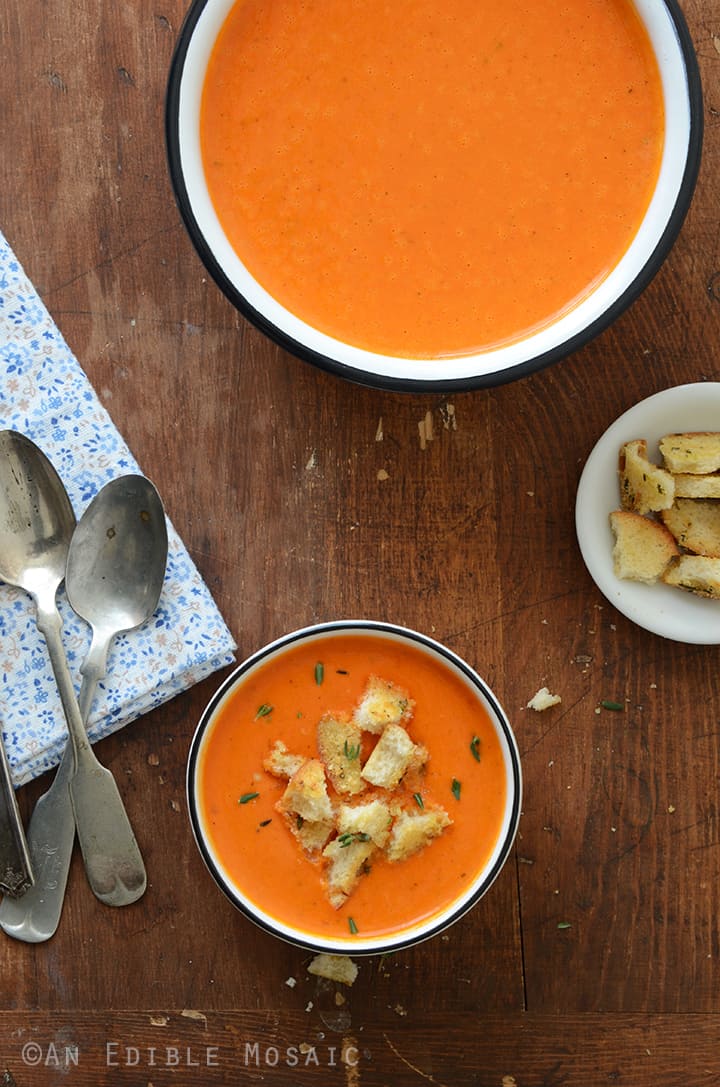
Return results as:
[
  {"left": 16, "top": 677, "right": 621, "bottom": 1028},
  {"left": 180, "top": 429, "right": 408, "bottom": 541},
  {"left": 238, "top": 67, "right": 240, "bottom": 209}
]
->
[
  {"left": 672, "top": 472, "right": 720, "bottom": 499},
  {"left": 661, "top": 555, "right": 720, "bottom": 598},
  {"left": 277, "top": 758, "right": 334, "bottom": 823},
  {"left": 361, "top": 723, "right": 423, "bottom": 790},
  {"left": 262, "top": 739, "right": 305, "bottom": 779},
  {"left": 609, "top": 509, "right": 680, "bottom": 583},
  {"left": 307, "top": 953, "right": 359, "bottom": 986},
  {"left": 385, "top": 807, "right": 452, "bottom": 863},
  {"left": 336, "top": 798, "right": 393, "bottom": 848},
  {"left": 618, "top": 439, "right": 675, "bottom": 515},
  {"left": 281, "top": 811, "right": 334, "bottom": 855},
  {"left": 660, "top": 498, "right": 720, "bottom": 558},
  {"left": 317, "top": 714, "right": 365, "bottom": 796},
  {"left": 659, "top": 433, "right": 720, "bottom": 475},
  {"left": 322, "top": 836, "right": 376, "bottom": 909},
  {"left": 352, "top": 676, "right": 414, "bottom": 734}
]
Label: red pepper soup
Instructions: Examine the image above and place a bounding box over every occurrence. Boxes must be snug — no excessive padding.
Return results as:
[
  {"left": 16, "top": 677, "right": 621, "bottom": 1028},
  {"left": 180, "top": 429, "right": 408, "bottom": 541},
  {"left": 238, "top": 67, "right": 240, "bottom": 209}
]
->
[
  {"left": 200, "top": 0, "right": 665, "bottom": 358},
  {"left": 194, "top": 632, "right": 513, "bottom": 944}
]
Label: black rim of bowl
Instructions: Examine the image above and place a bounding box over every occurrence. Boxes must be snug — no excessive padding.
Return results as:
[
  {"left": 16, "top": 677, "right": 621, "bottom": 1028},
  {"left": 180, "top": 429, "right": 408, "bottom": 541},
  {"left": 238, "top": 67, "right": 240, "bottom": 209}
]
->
[
  {"left": 165, "top": 0, "right": 704, "bottom": 395},
  {"left": 186, "top": 620, "right": 522, "bottom": 955}
]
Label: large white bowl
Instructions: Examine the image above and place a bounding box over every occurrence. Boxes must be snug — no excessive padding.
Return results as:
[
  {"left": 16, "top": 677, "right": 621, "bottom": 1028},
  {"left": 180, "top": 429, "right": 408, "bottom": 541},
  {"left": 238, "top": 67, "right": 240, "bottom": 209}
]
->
[
  {"left": 186, "top": 621, "right": 522, "bottom": 955},
  {"left": 166, "top": 0, "right": 702, "bottom": 392}
]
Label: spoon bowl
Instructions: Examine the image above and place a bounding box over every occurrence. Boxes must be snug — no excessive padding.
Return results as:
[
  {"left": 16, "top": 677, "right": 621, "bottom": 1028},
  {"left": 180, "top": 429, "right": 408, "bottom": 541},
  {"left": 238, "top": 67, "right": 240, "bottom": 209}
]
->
[
  {"left": 65, "top": 474, "right": 169, "bottom": 691},
  {"left": 0, "top": 430, "right": 75, "bottom": 599}
]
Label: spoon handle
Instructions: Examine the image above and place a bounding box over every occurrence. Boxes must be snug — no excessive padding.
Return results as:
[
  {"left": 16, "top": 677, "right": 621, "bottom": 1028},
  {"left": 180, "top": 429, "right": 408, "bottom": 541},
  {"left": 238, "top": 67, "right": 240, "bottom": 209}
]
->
[
  {"left": 0, "top": 675, "right": 98, "bottom": 942},
  {"left": 36, "top": 602, "right": 147, "bottom": 907},
  {"left": 0, "top": 735, "right": 34, "bottom": 898}
]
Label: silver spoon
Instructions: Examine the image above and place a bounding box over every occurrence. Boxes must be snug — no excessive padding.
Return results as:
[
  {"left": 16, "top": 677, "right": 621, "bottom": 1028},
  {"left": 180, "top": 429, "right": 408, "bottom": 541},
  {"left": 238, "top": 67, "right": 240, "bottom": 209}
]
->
[
  {"left": 0, "top": 432, "right": 147, "bottom": 914},
  {"left": 0, "top": 472, "right": 168, "bottom": 941}
]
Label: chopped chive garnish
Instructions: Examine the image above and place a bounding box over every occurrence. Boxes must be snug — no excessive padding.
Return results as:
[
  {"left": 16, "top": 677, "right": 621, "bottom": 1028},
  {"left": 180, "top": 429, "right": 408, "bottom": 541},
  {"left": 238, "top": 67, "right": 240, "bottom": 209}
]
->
[
  {"left": 413, "top": 792, "right": 424, "bottom": 809},
  {"left": 255, "top": 703, "right": 273, "bottom": 719},
  {"left": 338, "top": 831, "right": 370, "bottom": 848},
  {"left": 470, "top": 735, "right": 482, "bottom": 762},
  {"left": 336, "top": 669, "right": 349, "bottom": 675},
  {"left": 348, "top": 917, "right": 358, "bottom": 935},
  {"left": 259, "top": 819, "right": 272, "bottom": 827},
  {"left": 557, "top": 921, "right": 572, "bottom": 930},
  {"left": 343, "top": 740, "right": 361, "bottom": 761},
  {"left": 600, "top": 700, "right": 623, "bottom": 711},
  {"left": 315, "top": 661, "right": 324, "bottom": 685},
  {"left": 451, "top": 778, "right": 462, "bottom": 801},
  {"left": 239, "top": 792, "right": 260, "bottom": 804}
]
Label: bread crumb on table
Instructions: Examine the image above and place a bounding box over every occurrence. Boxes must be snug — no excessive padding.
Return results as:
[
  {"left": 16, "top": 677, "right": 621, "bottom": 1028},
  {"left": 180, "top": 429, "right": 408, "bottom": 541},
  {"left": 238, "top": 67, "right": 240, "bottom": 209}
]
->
[
  {"left": 307, "top": 953, "right": 359, "bottom": 986},
  {"left": 527, "top": 687, "right": 562, "bottom": 712}
]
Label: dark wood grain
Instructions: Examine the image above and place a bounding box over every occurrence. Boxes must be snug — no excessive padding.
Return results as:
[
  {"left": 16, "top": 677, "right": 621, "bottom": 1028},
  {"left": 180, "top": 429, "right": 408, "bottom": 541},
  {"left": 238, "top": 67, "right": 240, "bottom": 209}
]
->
[{"left": 1, "top": 0, "right": 720, "bottom": 1080}]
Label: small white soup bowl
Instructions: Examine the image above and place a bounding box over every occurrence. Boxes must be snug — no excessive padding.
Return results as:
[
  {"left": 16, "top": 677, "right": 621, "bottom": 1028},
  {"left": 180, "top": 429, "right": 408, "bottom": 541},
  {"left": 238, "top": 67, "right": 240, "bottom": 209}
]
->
[
  {"left": 166, "top": 0, "right": 702, "bottom": 392},
  {"left": 186, "top": 621, "right": 522, "bottom": 955}
]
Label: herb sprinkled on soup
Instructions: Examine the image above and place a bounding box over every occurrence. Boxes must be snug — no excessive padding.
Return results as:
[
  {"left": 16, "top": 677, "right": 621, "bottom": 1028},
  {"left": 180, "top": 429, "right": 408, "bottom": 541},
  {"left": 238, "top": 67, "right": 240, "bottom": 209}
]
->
[
  {"left": 201, "top": 0, "right": 665, "bottom": 358},
  {"left": 196, "top": 634, "right": 508, "bottom": 941}
]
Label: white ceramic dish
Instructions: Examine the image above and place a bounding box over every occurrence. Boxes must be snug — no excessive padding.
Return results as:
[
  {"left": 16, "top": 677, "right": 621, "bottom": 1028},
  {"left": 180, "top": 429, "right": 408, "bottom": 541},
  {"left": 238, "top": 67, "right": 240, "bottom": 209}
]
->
[
  {"left": 186, "top": 620, "right": 522, "bottom": 955},
  {"left": 576, "top": 383, "right": 720, "bottom": 644},
  {"left": 166, "top": 0, "right": 703, "bottom": 393}
]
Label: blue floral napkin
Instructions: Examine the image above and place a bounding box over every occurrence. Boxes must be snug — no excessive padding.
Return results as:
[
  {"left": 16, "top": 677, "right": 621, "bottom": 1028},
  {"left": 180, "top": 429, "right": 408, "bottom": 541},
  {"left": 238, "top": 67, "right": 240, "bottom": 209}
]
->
[{"left": 0, "top": 229, "right": 237, "bottom": 786}]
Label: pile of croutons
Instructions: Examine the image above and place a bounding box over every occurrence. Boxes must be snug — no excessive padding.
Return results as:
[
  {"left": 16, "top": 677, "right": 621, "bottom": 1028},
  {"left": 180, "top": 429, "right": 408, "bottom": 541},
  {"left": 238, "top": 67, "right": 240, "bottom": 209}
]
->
[
  {"left": 610, "top": 432, "right": 720, "bottom": 597},
  {"left": 262, "top": 676, "right": 451, "bottom": 909}
]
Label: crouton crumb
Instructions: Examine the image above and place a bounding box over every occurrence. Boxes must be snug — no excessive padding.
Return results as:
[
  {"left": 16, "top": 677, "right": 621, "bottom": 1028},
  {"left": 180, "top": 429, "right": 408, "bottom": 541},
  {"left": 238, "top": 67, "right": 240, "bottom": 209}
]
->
[
  {"left": 527, "top": 687, "right": 562, "bottom": 711},
  {"left": 307, "top": 953, "right": 359, "bottom": 986}
]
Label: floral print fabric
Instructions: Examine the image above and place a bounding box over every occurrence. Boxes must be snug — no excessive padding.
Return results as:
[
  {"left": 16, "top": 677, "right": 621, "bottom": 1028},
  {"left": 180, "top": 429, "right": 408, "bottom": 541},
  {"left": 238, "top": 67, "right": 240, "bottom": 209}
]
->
[{"left": 0, "top": 229, "right": 236, "bottom": 785}]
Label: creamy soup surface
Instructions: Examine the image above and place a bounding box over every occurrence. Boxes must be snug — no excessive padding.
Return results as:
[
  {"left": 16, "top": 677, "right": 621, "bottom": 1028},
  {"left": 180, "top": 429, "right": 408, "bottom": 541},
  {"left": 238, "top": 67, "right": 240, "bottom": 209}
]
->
[{"left": 201, "top": 0, "right": 664, "bottom": 358}]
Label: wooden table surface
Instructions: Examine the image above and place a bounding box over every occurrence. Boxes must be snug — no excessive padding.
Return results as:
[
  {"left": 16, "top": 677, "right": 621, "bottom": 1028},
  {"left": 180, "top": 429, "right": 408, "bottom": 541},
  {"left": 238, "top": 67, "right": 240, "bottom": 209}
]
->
[{"left": 1, "top": 1, "right": 720, "bottom": 1083}]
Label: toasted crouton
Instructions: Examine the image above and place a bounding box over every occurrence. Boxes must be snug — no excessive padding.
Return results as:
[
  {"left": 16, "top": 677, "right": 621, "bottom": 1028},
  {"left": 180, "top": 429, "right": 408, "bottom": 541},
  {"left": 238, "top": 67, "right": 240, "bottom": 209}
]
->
[
  {"left": 672, "top": 472, "right": 720, "bottom": 499},
  {"left": 352, "top": 676, "right": 414, "bottom": 734},
  {"left": 317, "top": 714, "right": 365, "bottom": 796},
  {"left": 618, "top": 439, "right": 675, "bottom": 514},
  {"left": 659, "top": 433, "right": 720, "bottom": 475},
  {"left": 661, "top": 555, "right": 720, "bottom": 598},
  {"left": 281, "top": 811, "right": 334, "bottom": 854},
  {"left": 262, "top": 740, "right": 305, "bottom": 779},
  {"left": 307, "top": 953, "right": 358, "bottom": 986},
  {"left": 361, "top": 724, "right": 423, "bottom": 790},
  {"left": 277, "top": 758, "right": 334, "bottom": 823},
  {"left": 660, "top": 499, "right": 720, "bottom": 558},
  {"left": 609, "top": 509, "right": 680, "bottom": 583},
  {"left": 336, "top": 798, "right": 393, "bottom": 848},
  {"left": 385, "top": 807, "right": 452, "bottom": 863},
  {"left": 322, "top": 836, "right": 376, "bottom": 908}
]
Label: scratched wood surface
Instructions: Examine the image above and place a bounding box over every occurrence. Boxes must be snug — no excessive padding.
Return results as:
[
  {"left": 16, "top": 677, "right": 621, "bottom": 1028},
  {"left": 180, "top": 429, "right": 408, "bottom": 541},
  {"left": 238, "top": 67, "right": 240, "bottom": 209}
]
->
[{"left": 1, "top": 0, "right": 720, "bottom": 1083}]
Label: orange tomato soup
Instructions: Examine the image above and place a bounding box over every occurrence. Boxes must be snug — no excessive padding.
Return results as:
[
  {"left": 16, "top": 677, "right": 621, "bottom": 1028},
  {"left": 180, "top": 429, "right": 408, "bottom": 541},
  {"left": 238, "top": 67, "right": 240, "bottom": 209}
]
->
[
  {"left": 200, "top": 0, "right": 665, "bottom": 358},
  {"left": 196, "top": 634, "right": 509, "bottom": 941}
]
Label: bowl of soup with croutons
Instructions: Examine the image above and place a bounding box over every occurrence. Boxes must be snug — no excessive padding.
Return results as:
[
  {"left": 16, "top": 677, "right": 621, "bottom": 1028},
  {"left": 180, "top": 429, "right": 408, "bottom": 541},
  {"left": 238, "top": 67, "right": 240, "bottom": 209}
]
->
[
  {"left": 166, "top": 0, "right": 701, "bottom": 392},
  {"left": 187, "top": 621, "right": 521, "bottom": 953}
]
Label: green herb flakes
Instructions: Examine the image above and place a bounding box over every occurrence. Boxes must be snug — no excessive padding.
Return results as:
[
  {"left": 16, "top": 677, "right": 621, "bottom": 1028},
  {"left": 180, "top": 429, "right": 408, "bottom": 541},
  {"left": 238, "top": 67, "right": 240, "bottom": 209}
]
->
[
  {"left": 259, "top": 819, "right": 272, "bottom": 828},
  {"left": 343, "top": 739, "right": 361, "bottom": 761},
  {"left": 469, "top": 735, "right": 482, "bottom": 762},
  {"left": 255, "top": 703, "right": 273, "bottom": 719},
  {"left": 238, "top": 792, "right": 260, "bottom": 805},
  {"left": 413, "top": 792, "right": 424, "bottom": 809},
  {"left": 348, "top": 917, "right": 358, "bottom": 935},
  {"left": 557, "top": 921, "right": 572, "bottom": 930},
  {"left": 600, "top": 699, "right": 624, "bottom": 712},
  {"left": 315, "top": 661, "right": 324, "bottom": 685},
  {"left": 338, "top": 832, "right": 371, "bottom": 848},
  {"left": 451, "top": 778, "right": 462, "bottom": 801}
]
